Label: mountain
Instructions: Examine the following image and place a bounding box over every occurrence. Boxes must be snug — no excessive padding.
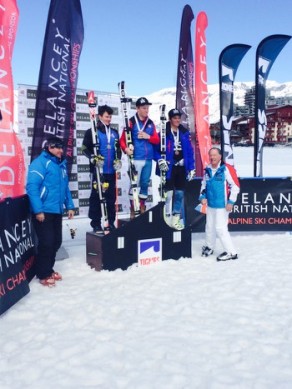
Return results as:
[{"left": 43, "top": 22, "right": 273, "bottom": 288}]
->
[{"left": 145, "top": 80, "right": 292, "bottom": 125}]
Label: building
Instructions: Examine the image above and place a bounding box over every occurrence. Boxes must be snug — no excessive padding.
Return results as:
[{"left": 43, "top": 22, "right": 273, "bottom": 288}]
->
[{"left": 210, "top": 105, "right": 292, "bottom": 146}]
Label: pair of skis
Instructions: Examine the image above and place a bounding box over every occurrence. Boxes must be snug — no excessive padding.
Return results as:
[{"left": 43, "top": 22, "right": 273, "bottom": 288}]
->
[
  {"left": 86, "top": 91, "right": 109, "bottom": 232},
  {"left": 118, "top": 81, "right": 140, "bottom": 217},
  {"left": 159, "top": 104, "right": 167, "bottom": 202}
]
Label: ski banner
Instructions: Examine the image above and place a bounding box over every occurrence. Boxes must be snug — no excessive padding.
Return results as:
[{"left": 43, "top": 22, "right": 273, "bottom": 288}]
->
[
  {"left": 0, "top": 0, "right": 25, "bottom": 200},
  {"left": 185, "top": 178, "right": 292, "bottom": 233},
  {"left": 0, "top": 195, "right": 36, "bottom": 316},
  {"left": 31, "top": 0, "right": 84, "bottom": 174},
  {"left": 194, "top": 11, "right": 211, "bottom": 175},
  {"left": 219, "top": 44, "right": 251, "bottom": 166},
  {"left": 254, "top": 34, "right": 291, "bottom": 177},
  {"left": 175, "top": 5, "right": 195, "bottom": 133}
]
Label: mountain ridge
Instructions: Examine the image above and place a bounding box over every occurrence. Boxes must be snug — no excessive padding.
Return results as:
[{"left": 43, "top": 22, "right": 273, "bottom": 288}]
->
[{"left": 145, "top": 80, "right": 292, "bottom": 124}]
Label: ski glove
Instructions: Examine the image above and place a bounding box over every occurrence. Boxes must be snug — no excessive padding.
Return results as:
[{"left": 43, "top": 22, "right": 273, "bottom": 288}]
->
[
  {"left": 187, "top": 169, "right": 196, "bottom": 181},
  {"left": 90, "top": 154, "right": 104, "bottom": 168},
  {"left": 158, "top": 159, "right": 169, "bottom": 172},
  {"left": 113, "top": 159, "right": 122, "bottom": 171}
]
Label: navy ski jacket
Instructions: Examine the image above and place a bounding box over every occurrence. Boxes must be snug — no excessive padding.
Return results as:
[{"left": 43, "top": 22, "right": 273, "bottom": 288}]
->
[
  {"left": 82, "top": 121, "right": 121, "bottom": 174},
  {"left": 154, "top": 122, "right": 195, "bottom": 178}
]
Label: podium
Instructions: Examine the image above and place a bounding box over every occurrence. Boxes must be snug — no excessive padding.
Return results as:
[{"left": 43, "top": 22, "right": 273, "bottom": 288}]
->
[{"left": 86, "top": 202, "right": 192, "bottom": 271}]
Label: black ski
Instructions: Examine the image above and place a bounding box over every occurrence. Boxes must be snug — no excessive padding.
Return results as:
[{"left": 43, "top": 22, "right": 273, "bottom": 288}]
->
[
  {"left": 86, "top": 91, "right": 109, "bottom": 232},
  {"left": 118, "top": 81, "right": 140, "bottom": 216},
  {"left": 159, "top": 104, "right": 167, "bottom": 201}
]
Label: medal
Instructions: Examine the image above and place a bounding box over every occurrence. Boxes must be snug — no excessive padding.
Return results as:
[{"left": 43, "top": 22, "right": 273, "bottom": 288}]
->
[
  {"left": 171, "top": 128, "right": 181, "bottom": 154},
  {"left": 103, "top": 123, "right": 112, "bottom": 149}
]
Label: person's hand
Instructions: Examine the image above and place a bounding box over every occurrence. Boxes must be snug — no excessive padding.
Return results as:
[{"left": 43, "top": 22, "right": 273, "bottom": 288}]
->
[
  {"left": 187, "top": 169, "right": 196, "bottom": 181},
  {"left": 158, "top": 159, "right": 169, "bottom": 172},
  {"left": 138, "top": 131, "right": 150, "bottom": 140},
  {"left": 36, "top": 212, "right": 45, "bottom": 222},
  {"left": 113, "top": 159, "right": 122, "bottom": 171},
  {"left": 226, "top": 203, "right": 233, "bottom": 212},
  {"left": 125, "top": 144, "right": 134, "bottom": 156},
  {"left": 90, "top": 154, "right": 104, "bottom": 168},
  {"left": 68, "top": 210, "right": 75, "bottom": 219}
]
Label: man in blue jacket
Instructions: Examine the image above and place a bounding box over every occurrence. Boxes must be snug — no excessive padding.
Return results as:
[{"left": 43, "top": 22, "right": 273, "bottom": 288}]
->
[
  {"left": 120, "top": 97, "right": 159, "bottom": 218},
  {"left": 26, "top": 137, "right": 75, "bottom": 287},
  {"left": 82, "top": 105, "right": 122, "bottom": 232},
  {"left": 156, "top": 108, "right": 196, "bottom": 229}
]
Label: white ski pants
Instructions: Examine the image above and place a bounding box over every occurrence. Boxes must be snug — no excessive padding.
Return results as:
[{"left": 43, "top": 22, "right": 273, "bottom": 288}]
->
[{"left": 205, "top": 207, "right": 236, "bottom": 254}]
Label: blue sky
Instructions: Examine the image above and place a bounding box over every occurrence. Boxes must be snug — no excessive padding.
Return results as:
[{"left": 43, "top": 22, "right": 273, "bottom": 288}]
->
[{"left": 13, "top": 0, "right": 292, "bottom": 96}]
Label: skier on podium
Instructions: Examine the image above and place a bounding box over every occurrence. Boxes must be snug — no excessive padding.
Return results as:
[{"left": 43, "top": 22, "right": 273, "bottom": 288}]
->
[
  {"left": 155, "top": 108, "right": 196, "bottom": 230},
  {"left": 82, "top": 105, "right": 122, "bottom": 233},
  {"left": 120, "top": 97, "right": 159, "bottom": 219}
]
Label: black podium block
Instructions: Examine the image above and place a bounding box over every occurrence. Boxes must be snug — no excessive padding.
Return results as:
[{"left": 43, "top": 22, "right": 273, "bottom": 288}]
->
[{"left": 86, "top": 202, "right": 192, "bottom": 271}]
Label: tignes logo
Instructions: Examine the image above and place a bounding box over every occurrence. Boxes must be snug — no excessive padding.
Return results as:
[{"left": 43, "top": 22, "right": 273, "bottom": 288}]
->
[
  {"left": 139, "top": 240, "right": 160, "bottom": 254},
  {"left": 138, "top": 238, "right": 162, "bottom": 267}
]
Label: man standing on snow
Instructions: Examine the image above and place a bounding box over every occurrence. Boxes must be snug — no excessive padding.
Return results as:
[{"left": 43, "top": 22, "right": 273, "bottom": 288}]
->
[
  {"left": 26, "top": 137, "right": 75, "bottom": 287},
  {"left": 199, "top": 147, "right": 240, "bottom": 261}
]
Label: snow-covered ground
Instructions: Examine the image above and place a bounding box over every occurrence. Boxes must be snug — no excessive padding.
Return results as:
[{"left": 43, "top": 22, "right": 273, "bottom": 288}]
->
[{"left": 0, "top": 148, "right": 292, "bottom": 389}]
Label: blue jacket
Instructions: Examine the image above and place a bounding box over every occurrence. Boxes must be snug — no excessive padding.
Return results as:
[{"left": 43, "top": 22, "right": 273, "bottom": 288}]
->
[
  {"left": 154, "top": 123, "right": 195, "bottom": 179},
  {"left": 26, "top": 150, "right": 75, "bottom": 214},
  {"left": 120, "top": 114, "right": 159, "bottom": 160},
  {"left": 199, "top": 162, "right": 240, "bottom": 208}
]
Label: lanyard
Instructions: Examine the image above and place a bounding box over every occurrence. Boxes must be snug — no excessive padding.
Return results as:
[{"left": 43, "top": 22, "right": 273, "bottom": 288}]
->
[
  {"left": 100, "top": 120, "right": 111, "bottom": 144},
  {"left": 135, "top": 115, "right": 149, "bottom": 132},
  {"left": 171, "top": 128, "right": 180, "bottom": 150}
]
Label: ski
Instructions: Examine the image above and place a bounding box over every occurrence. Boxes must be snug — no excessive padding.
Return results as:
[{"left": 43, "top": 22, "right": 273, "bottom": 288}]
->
[
  {"left": 159, "top": 104, "right": 167, "bottom": 201},
  {"left": 118, "top": 81, "right": 140, "bottom": 217},
  {"left": 86, "top": 90, "right": 109, "bottom": 232}
]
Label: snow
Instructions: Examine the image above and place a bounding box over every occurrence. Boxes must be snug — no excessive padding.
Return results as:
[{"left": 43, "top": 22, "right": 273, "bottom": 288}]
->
[{"left": 1, "top": 149, "right": 292, "bottom": 388}]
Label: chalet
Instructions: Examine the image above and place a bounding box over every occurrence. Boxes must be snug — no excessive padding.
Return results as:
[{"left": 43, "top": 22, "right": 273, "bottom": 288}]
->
[{"left": 210, "top": 105, "right": 292, "bottom": 146}]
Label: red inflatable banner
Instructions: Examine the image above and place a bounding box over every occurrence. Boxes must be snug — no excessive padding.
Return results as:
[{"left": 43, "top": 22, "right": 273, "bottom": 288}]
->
[
  {"left": 194, "top": 12, "right": 212, "bottom": 175},
  {"left": 0, "top": 0, "right": 25, "bottom": 200}
]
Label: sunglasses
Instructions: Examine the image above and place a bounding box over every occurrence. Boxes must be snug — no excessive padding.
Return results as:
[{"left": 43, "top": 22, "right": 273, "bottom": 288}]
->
[{"left": 50, "top": 143, "right": 64, "bottom": 149}]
